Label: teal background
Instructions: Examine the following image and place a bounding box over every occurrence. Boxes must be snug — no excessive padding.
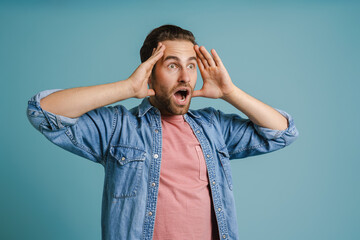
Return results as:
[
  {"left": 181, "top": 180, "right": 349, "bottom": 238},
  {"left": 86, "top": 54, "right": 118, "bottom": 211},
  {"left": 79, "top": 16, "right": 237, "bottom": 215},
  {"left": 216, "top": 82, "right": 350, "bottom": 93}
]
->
[{"left": 1, "top": 0, "right": 359, "bottom": 239}]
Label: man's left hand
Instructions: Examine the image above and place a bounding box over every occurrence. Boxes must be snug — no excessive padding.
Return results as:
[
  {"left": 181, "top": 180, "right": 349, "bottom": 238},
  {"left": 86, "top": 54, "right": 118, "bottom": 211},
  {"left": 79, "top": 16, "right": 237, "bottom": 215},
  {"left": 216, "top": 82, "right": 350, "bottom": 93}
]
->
[{"left": 193, "top": 45, "right": 236, "bottom": 100}]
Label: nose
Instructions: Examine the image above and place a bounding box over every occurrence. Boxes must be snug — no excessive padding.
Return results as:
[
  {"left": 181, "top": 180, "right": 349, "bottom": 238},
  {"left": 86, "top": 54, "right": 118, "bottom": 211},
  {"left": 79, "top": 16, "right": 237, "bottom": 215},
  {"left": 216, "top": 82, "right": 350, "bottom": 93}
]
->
[{"left": 178, "top": 68, "right": 190, "bottom": 83}]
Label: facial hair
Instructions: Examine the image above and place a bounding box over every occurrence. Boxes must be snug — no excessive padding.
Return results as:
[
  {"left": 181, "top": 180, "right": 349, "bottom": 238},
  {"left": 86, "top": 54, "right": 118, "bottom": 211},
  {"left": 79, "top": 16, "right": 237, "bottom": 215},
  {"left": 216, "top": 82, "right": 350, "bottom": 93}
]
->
[{"left": 150, "top": 83, "right": 193, "bottom": 115}]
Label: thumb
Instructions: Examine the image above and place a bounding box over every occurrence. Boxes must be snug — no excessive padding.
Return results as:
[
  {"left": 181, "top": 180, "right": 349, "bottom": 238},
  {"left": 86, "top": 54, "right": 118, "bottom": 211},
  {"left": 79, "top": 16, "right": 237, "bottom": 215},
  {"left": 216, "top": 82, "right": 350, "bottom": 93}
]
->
[{"left": 192, "top": 89, "right": 204, "bottom": 98}]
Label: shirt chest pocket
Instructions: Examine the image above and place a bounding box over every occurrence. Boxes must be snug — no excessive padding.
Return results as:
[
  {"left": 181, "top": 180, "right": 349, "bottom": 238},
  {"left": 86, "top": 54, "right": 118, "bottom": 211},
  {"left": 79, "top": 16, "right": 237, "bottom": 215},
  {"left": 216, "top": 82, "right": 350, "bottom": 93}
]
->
[{"left": 107, "top": 145, "right": 147, "bottom": 199}]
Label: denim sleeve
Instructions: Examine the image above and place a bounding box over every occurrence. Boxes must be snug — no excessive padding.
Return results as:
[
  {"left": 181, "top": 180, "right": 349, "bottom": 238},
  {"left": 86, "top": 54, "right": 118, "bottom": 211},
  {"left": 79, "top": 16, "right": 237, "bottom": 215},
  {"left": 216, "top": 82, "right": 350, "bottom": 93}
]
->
[
  {"left": 215, "top": 108, "right": 299, "bottom": 160},
  {"left": 27, "top": 89, "right": 119, "bottom": 166}
]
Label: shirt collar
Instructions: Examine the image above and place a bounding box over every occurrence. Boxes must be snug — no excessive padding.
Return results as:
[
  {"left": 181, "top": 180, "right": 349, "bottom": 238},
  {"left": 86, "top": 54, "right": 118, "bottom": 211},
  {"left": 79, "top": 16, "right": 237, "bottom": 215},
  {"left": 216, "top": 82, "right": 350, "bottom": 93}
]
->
[
  {"left": 186, "top": 109, "right": 200, "bottom": 118},
  {"left": 137, "top": 98, "right": 154, "bottom": 117},
  {"left": 137, "top": 97, "right": 200, "bottom": 118}
]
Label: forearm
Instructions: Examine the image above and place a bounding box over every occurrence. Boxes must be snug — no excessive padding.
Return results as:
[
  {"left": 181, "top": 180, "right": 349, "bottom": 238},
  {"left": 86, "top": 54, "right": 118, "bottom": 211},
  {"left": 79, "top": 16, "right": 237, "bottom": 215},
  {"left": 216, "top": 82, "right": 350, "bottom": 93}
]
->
[
  {"left": 40, "top": 79, "right": 134, "bottom": 118},
  {"left": 223, "top": 87, "right": 288, "bottom": 130}
]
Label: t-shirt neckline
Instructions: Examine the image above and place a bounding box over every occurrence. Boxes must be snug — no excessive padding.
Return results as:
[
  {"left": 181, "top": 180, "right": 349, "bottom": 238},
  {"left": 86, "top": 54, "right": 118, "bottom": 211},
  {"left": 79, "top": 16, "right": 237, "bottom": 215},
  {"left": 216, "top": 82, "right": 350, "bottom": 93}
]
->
[{"left": 161, "top": 114, "right": 185, "bottom": 123}]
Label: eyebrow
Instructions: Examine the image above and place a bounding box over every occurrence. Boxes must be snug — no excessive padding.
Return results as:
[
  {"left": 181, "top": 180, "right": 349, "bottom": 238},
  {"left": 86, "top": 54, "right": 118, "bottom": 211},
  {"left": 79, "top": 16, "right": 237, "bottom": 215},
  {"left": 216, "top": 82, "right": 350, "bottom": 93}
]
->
[{"left": 163, "top": 55, "right": 197, "bottom": 62}]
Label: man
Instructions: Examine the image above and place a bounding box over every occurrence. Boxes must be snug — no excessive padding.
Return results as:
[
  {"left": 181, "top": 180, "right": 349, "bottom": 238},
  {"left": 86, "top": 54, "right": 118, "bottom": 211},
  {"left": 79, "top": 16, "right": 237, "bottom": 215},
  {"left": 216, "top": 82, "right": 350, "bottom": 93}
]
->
[{"left": 27, "top": 25, "right": 299, "bottom": 240}]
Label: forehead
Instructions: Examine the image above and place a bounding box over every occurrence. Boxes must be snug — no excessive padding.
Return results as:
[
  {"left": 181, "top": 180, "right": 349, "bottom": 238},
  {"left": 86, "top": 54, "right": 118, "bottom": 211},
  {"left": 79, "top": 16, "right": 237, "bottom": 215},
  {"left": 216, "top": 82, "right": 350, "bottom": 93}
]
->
[{"left": 160, "top": 40, "right": 196, "bottom": 61}]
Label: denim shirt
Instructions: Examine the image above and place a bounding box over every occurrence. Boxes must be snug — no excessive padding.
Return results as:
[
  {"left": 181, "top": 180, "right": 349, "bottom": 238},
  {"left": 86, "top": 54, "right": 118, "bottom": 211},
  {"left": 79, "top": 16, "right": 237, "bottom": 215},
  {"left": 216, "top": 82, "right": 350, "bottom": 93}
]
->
[{"left": 27, "top": 89, "right": 299, "bottom": 240}]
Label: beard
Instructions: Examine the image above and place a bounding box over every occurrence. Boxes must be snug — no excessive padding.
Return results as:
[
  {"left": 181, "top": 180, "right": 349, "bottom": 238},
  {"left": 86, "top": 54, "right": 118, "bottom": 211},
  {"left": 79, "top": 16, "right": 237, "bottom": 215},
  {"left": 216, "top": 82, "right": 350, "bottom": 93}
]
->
[{"left": 149, "top": 83, "right": 193, "bottom": 115}]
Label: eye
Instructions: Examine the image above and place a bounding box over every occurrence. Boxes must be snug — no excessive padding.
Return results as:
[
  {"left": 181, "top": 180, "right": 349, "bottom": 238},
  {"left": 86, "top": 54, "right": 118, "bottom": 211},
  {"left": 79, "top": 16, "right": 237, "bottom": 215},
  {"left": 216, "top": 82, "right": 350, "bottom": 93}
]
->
[
  {"left": 168, "top": 63, "right": 177, "bottom": 69},
  {"left": 187, "top": 64, "right": 195, "bottom": 69}
]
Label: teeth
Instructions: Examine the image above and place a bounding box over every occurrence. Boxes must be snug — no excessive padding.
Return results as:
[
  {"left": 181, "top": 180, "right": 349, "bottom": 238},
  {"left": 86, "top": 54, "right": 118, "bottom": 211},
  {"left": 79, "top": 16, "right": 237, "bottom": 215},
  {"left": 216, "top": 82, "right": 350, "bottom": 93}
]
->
[{"left": 177, "top": 89, "right": 187, "bottom": 102}]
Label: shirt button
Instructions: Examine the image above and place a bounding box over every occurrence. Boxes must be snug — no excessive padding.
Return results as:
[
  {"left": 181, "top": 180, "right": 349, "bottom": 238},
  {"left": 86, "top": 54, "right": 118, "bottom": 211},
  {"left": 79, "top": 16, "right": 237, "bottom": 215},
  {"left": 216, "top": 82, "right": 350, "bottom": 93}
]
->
[
  {"left": 218, "top": 207, "right": 222, "bottom": 212},
  {"left": 151, "top": 182, "right": 156, "bottom": 187},
  {"left": 206, "top": 154, "right": 210, "bottom": 158},
  {"left": 196, "top": 130, "right": 200, "bottom": 134},
  {"left": 121, "top": 157, "right": 126, "bottom": 161},
  {"left": 222, "top": 234, "right": 226, "bottom": 239},
  {"left": 153, "top": 154, "right": 159, "bottom": 159},
  {"left": 148, "top": 211, "right": 153, "bottom": 216},
  {"left": 212, "top": 181, "right": 216, "bottom": 185},
  {"left": 155, "top": 129, "right": 159, "bottom": 133}
]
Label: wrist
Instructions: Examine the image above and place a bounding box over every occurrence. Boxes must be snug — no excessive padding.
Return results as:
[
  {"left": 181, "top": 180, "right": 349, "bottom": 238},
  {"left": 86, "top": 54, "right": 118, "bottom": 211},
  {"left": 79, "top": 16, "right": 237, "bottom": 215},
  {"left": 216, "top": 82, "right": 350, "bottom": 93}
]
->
[
  {"left": 220, "top": 84, "right": 238, "bottom": 102},
  {"left": 115, "top": 79, "right": 137, "bottom": 99}
]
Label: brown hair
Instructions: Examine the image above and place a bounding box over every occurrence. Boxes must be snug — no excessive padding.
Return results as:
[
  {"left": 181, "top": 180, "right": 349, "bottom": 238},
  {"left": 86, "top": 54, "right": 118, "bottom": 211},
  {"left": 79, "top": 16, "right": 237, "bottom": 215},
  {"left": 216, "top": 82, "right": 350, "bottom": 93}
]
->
[{"left": 140, "top": 24, "right": 197, "bottom": 63}]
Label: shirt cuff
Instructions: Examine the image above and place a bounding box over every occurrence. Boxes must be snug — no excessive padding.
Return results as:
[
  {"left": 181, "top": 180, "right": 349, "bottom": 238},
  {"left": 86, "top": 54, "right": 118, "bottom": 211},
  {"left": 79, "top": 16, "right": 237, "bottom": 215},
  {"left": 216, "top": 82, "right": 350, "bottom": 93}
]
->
[
  {"left": 253, "top": 108, "right": 298, "bottom": 141},
  {"left": 28, "top": 89, "right": 79, "bottom": 130}
]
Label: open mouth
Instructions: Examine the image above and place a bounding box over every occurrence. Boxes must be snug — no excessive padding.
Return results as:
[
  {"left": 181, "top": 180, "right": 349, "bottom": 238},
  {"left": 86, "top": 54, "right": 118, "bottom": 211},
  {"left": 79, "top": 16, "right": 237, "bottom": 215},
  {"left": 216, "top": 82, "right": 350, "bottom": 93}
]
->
[
  {"left": 173, "top": 88, "right": 190, "bottom": 105},
  {"left": 175, "top": 89, "right": 188, "bottom": 101}
]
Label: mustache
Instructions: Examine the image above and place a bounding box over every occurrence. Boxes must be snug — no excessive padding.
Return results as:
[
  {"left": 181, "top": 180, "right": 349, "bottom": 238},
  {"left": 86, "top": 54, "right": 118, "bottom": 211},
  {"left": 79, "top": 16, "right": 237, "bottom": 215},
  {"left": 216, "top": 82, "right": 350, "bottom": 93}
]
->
[{"left": 171, "top": 83, "right": 193, "bottom": 92}]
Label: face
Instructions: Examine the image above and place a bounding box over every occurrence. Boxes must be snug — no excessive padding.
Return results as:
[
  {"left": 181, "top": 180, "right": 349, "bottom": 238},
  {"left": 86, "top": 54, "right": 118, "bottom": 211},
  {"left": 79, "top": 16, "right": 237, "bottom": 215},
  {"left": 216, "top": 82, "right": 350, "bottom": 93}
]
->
[{"left": 149, "top": 40, "right": 197, "bottom": 115}]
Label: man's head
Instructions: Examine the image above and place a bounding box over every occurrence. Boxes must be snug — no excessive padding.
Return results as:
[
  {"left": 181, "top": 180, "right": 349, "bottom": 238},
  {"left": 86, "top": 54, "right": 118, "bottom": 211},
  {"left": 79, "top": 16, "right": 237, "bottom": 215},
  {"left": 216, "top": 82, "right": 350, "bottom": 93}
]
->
[
  {"left": 140, "top": 25, "right": 198, "bottom": 115},
  {"left": 140, "top": 25, "right": 197, "bottom": 64}
]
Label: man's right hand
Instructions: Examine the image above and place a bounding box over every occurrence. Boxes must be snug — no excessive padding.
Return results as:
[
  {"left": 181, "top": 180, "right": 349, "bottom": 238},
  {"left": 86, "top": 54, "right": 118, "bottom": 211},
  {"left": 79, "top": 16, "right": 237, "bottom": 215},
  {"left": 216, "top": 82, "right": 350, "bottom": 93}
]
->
[
  {"left": 39, "top": 42, "right": 165, "bottom": 118},
  {"left": 128, "top": 42, "right": 165, "bottom": 98}
]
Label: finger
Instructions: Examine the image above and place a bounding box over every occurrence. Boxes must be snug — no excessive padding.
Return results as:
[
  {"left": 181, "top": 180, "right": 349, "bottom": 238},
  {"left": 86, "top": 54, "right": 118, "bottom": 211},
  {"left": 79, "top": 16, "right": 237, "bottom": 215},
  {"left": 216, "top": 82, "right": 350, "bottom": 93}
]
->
[
  {"left": 196, "top": 57, "right": 205, "bottom": 73},
  {"left": 155, "top": 42, "right": 163, "bottom": 52},
  {"left": 195, "top": 45, "right": 209, "bottom": 68},
  {"left": 211, "top": 49, "right": 223, "bottom": 67},
  {"left": 147, "top": 44, "right": 165, "bottom": 65},
  {"left": 195, "top": 54, "right": 205, "bottom": 72},
  {"left": 151, "top": 42, "right": 164, "bottom": 58},
  {"left": 153, "top": 43, "right": 164, "bottom": 57},
  {"left": 194, "top": 45, "right": 209, "bottom": 68},
  {"left": 151, "top": 43, "right": 159, "bottom": 54},
  {"left": 151, "top": 42, "right": 163, "bottom": 55},
  {"left": 199, "top": 46, "right": 216, "bottom": 67}
]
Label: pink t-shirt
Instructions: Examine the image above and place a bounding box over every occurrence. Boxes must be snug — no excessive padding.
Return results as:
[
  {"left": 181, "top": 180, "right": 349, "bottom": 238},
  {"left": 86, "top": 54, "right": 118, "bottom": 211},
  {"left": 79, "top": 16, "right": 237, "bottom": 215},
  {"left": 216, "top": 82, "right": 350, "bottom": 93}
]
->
[{"left": 153, "top": 115, "right": 219, "bottom": 240}]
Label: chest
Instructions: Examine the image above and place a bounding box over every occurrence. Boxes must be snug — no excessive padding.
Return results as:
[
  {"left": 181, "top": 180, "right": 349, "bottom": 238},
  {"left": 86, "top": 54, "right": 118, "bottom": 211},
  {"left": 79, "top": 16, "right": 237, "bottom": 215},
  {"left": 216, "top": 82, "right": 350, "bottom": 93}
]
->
[{"left": 161, "top": 118, "right": 208, "bottom": 184}]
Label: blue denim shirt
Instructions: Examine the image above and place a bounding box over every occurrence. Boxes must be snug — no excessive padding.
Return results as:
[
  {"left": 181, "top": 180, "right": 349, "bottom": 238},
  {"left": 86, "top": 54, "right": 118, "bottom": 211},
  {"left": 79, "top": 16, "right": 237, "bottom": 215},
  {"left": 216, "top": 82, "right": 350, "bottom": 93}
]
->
[{"left": 27, "top": 89, "right": 299, "bottom": 240}]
